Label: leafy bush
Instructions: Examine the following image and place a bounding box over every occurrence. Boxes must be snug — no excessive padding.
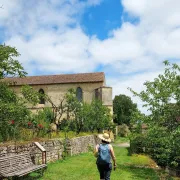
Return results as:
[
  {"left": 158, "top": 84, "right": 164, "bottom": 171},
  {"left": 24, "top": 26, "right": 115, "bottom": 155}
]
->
[
  {"left": 145, "top": 126, "right": 171, "bottom": 167},
  {"left": 129, "top": 133, "right": 146, "bottom": 154},
  {"left": 169, "top": 127, "right": 180, "bottom": 169},
  {"left": 64, "top": 90, "right": 112, "bottom": 134},
  {"left": 118, "top": 124, "right": 130, "bottom": 137},
  {"left": 130, "top": 125, "right": 180, "bottom": 169},
  {"left": 59, "top": 119, "right": 76, "bottom": 131},
  {"left": 129, "top": 61, "right": 180, "bottom": 169},
  {"left": 25, "top": 108, "right": 53, "bottom": 137},
  {"left": 0, "top": 83, "right": 30, "bottom": 141}
]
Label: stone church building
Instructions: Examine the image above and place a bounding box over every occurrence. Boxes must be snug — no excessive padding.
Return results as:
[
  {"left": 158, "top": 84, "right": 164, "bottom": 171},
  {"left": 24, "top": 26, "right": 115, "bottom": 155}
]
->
[{"left": 8, "top": 72, "right": 113, "bottom": 115}]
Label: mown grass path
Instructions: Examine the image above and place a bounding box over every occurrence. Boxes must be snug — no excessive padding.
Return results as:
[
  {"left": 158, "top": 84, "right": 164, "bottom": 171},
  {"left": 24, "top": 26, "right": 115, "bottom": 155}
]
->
[
  {"left": 29, "top": 148, "right": 163, "bottom": 180},
  {"left": 27, "top": 138, "right": 179, "bottom": 180}
]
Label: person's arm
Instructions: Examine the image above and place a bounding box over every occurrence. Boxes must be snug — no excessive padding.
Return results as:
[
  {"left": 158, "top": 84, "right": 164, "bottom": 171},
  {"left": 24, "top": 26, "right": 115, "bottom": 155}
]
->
[
  {"left": 109, "top": 144, "right": 117, "bottom": 170},
  {"left": 94, "top": 144, "right": 99, "bottom": 157}
]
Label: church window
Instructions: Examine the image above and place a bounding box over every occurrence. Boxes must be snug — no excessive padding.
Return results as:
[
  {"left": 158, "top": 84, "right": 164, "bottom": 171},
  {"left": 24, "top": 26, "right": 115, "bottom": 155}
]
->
[
  {"left": 76, "top": 87, "right": 83, "bottom": 101},
  {"left": 95, "top": 89, "right": 99, "bottom": 99},
  {"left": 39, "top": 89, "right": 45, "bottom": 104}
]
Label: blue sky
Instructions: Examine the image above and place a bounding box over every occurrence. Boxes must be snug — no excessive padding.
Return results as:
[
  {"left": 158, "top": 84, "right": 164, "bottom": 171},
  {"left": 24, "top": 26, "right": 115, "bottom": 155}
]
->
[
  {"left": 81, "top": 0, "right": 123, "bottom": 40},
  {"left": 0, "top": 0, "right": 180, "bottom": 113}
]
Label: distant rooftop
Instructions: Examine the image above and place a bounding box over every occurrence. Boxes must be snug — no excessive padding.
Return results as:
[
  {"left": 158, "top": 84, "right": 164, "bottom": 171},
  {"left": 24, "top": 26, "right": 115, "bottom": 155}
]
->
[{"left": 5, "top": 72, "right": 105, "bottom": 85}]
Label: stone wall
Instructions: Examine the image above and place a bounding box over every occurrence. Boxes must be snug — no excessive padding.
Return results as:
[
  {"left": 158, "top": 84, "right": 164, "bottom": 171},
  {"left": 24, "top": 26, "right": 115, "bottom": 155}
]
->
[
  {"left": 0, "top": 135, "right": 100, "bottom": 164},
  {"left": 12, "top": 82, "right": 104, "bottom": 108},
  {"left": 67, "top": 135, "right": 100, "bottom": 156}
]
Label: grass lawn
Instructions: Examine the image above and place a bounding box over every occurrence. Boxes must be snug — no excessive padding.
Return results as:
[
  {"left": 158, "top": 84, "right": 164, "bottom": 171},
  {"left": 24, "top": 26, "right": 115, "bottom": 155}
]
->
[
  {"left": 113, "top": 136, "right": 130, "bottom": 144},
  {"left": 25, "top": 137, "right": 179, "bottom": 180},
  {"left": 27, "top": 146, "right": 177, "bottom": 180}
]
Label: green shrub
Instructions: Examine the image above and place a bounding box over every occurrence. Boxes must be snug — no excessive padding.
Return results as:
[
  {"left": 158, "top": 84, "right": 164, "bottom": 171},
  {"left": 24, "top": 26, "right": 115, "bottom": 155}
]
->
[
  {"left": 23, "top": 108, "right": 53, "bottom": 138},
  {"left": 169, "top": 128, "right": 180, "bottom": 169},
  {"left": 59, "top": 119, "right": 76, "bottom": 131},
  {"left": 118, "top": 124, "right": 130, "bottom": 137},
  {"left": 0, "top": 103, "right": 30, "bottom": 141},
  {"left": 145, "top": 126, "right": 171, "bottom": 167},
  {"left": 0, "top": 82, "right": 30, "bottom": 142},
  {"left": 130, "top": 125, "right": 180, "bottom": 169},
  {"left": 130, "top": 133, "right": 146, "bottom": 154}
]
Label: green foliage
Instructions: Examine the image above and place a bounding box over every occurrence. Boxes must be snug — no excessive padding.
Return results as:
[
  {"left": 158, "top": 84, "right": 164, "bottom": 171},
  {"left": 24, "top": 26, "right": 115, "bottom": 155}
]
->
[
  {"left": 59, "top": 119, "right": 75, "bottom": 131},
  {"left": 87, "top": 99, "right": 112, "bottom": 133},
  {"left": 0, "top": 44, "right": 27, "bottom": 79},
  {"left": 21, "top": 84, "right": 66, "bottom": 125},
  {"left": 145, "top": 126, "right": 171, "bottom": 167},
  {"left": 26, "top": 108, "right": 53, "bottom": 137},
  {"left": 129, "top": 61, "right": 180, "bottom": 168},
  {"left": 113, "top": 94, "right": 137, "bottom": 125},
  {"left": 118, "top": 124, "right": 130, "bottom": 137},
  {"left": 0, "top": 82, "right": 17, "bottom": 102},
  {"left": 21, "top": 85, "right": 40, "bottom": 105},
  {"left": 21, "top": 87, "right": 112, "bottom": 136},
  {"left": 64, "top": 89, "right": 85, "bottom": 134},
  {"left": 129, "top": 61, "right": 180, "bottom": 126},
  {"left": 129, "top": 133, "right": 146, "bottom": 154},
  {"left": 170, "top": 127, "right": 180, "bottom": 169},
  {"left": 0, "top": 82, "right": 30, "bottom": 141},
  {"left": 0, "top": 44, "right": 30, "bottom": 141},
  {"left": 0, "top": 44, "right": 112, "bottom": 141},
  {"left": 64, "top": 89, "right": 112, "bottom": 134}
]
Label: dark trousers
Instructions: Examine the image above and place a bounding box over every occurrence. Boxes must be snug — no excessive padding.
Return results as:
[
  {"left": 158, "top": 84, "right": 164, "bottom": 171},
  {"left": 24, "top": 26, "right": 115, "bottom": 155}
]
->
[{"left": 97, "top": 163, "right": 112, "bottom": 180}]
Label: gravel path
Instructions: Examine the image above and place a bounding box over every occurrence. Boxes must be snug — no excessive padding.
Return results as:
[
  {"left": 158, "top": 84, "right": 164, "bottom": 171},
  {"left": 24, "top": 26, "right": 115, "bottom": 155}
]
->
[{"left": 112, "top": 142, "right": 130, "bottom": 148}]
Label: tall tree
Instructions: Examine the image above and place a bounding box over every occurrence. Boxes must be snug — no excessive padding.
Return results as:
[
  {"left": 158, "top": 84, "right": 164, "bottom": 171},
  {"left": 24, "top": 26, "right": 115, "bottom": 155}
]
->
[
  {"left": 113, "top": 94, "right": 137, "bottom": 125},
  {"left": 129, "top": 60, "right": 180, "bottom": 130},
  {"left": 0, "top": 44, "right": 29, "bottom": 141},
  {"left": 129, "top": 61, "right": 180, "bottom": 168},
  {"left": 87, "top": 100, "right": 112, "bottom": 133},
  {"left": 0, "top": 44, "right": 27, "bottom": 79}
]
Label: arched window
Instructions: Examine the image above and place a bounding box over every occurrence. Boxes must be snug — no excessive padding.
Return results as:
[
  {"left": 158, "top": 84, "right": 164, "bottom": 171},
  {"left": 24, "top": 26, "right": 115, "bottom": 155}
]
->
[
  {"left": 39, "top": 89, "right": 45, "bottom": 104},
  {"left": 76, "top": 87, "right": 83, "bottom": 101}
]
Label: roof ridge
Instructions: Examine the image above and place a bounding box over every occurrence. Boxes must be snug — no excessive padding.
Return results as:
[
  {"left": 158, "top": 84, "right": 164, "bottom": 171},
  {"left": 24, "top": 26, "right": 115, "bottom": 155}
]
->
[
  {"left": 5, "top": 72, "right": 105, "bottom": 85},
  {"left": 8, "top": 72, "right": 104, "bottom": 78}
]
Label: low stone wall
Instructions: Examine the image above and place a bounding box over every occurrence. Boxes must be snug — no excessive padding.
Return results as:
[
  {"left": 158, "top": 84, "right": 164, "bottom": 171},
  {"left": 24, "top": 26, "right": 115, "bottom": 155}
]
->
[
  {"left": 67, "top": 135, "right": 100, "bottom": 156},
  {"left": 165, "top": 167, "right": 180, "bottom": 177},
  {"left": 34, "top": 139, "right": 64, "bottom": 163},
  {"left": 0, "top": 135, "right": 100, "bottom": 164}
]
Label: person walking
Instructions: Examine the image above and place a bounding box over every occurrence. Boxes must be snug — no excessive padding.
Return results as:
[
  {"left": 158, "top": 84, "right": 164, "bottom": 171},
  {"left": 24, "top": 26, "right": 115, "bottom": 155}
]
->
[{"left": 94, "top": 133, "right": 117, "bottom": 180}]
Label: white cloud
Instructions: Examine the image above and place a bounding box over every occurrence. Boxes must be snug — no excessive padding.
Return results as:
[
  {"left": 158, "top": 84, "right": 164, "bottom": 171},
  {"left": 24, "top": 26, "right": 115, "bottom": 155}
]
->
[
  {"left": 108, "top": 71, "right": 161, "bottom": 114},
  {"left": 122, "top": 0, "right": 147, "bottom": 16},
  {"left": 97, "top": 0, "right": 180, "bottom": 113},
  {"left": 0, "top": 0, "right": 19, "bottom": 21},
  {"left": 6, "top": 28, "right": 95, "bottom": 74},
  {"left": 0, "top": 0, "right": 180, "bottom": 114},
  {"left": 88, "top": 23, "right": 145, "bottom": 64},
  {"left": 0, "top": 0, "right": 101, "bottom": 74}
]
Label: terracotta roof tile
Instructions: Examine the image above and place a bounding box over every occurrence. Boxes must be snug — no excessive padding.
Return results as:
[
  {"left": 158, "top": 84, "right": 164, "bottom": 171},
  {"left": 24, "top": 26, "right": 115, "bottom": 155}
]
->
[{"left": 5, "top": 72, "right": 105, "bottom": 85}]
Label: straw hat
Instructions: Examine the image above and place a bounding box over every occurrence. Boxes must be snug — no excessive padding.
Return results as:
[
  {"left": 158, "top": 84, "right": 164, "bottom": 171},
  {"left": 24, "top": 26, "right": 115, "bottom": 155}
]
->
[{"left": 98, "top": 133, "right": 111, "bottom": 143}]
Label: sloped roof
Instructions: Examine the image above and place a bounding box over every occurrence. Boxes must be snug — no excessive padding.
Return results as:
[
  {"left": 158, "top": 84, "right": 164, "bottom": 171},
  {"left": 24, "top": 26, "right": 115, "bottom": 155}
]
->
[{"left": 5, "top": 72, "right": 105, "bottom": 85}]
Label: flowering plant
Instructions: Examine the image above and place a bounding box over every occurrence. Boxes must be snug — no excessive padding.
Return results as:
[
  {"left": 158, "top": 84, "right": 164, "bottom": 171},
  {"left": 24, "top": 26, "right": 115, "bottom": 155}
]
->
[
  {"left": 37, "top": 124, "right": 44, "bottom": 129},
  {"left": 9, "top": 120, "right": 15, "bottom": 125}
]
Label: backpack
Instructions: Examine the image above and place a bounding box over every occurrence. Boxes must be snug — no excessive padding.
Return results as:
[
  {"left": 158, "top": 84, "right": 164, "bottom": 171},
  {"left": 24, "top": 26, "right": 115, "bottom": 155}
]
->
[{"left": 97, "top": 144, "right": 111, "bottom": 165}]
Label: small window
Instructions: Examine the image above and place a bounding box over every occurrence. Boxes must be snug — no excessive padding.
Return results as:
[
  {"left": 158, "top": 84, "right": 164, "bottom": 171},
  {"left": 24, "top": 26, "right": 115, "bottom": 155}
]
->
[
  {"left": 76, "top": 87, "right": 83, "bottom": 101},
  {"left": 39, "top": 89, "right": 45, "bottom": 104},
  {"left": 95, "top": 89, "right": 99, "bottom": 99}
]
